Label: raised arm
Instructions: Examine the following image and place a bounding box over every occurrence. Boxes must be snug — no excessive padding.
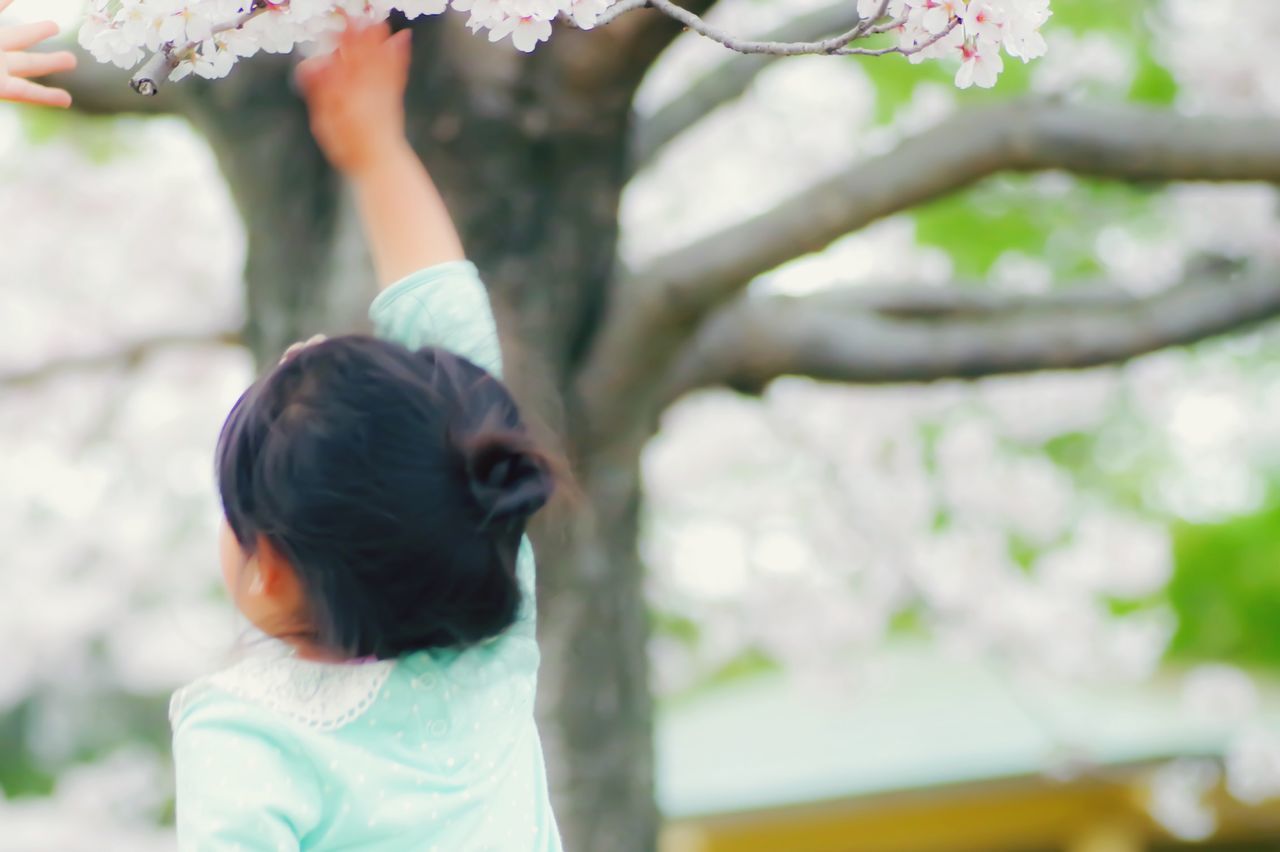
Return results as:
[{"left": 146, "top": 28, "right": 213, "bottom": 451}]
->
[
  {"left": 0, "top": 0, "right": 76, "bottom": 108},
  {"left": 298, "top": 23, "right": 464, "bottom": 287},
  {"left": 298, "top": 22, "right": 502, "bottom": 374},
  {"left": 296, "top": 26, "right": 533, "bottom": 636}
]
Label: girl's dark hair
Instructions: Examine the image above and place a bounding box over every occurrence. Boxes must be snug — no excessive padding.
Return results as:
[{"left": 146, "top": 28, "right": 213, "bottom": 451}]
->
[{"left": 215, "top": 335, "right": 554, "bottom": 659}]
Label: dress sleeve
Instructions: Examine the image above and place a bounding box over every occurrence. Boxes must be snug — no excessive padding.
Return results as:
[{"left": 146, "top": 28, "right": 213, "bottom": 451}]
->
[
  {"left": 171, "top": 688, "right": 322, "bottom": 851},
  {"left": 368, "top": 260, "right": 503, "bottom": 378}
]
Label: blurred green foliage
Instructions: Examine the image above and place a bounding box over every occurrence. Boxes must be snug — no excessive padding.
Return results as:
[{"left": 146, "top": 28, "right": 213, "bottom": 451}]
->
[
  {"left": 851, "top": 0, "right": 1174, "bottom": 280},
  {"left": 1169, "top": 501, "right": 1280, "bottom": 669},
  {"left": 18, "top": 107, "right": 124, "bottom": 164}
]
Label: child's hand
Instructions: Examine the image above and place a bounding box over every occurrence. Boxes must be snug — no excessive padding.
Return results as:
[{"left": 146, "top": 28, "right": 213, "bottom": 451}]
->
[
  {"left": 297, "top": 22, "right": 412, "bottom": 176},
  {"left": 0, "top": 0, "right": 76, "bottom": 108}
]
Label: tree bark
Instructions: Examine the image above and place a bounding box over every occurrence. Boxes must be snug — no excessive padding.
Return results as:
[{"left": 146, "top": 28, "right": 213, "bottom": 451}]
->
[{"left": 663, "top": 272, "right": 1280, "bottom": 397}]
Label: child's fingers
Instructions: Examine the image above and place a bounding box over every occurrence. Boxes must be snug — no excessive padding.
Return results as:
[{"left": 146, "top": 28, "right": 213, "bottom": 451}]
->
[
  {"left": 279, "top": 334, "right": 328, "bottom": 364},
  {"left": 336, "top": 19, "right": 366, "bottom": 57},
  {"left": 388, "top": 29, "right": 413, "bottom": 57},
  {"left": 0, "top": 77, "right": 71, "bottom": 108},
  {"left": 295, "top": 56, "right": 327, "bottom": 94},
  {"left": 340, "top": 19, "right": 389, "bottom": 57},
  {"left": 0, "top": 20, "right": 60, "bottom": 52},
  {"left": 365, "top": 21, "right": 393, "bottom": 48},
  {"left": 386, "top": 29, "right": 412, "bottom": 77},
  {"left": 5, "top": 49, "right": 76, "bottom": 78}
]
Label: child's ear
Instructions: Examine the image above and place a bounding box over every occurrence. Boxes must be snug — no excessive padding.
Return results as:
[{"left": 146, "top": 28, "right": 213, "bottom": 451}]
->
[{"left": 253, "top": 535, "right": 303, "bottom": 601}]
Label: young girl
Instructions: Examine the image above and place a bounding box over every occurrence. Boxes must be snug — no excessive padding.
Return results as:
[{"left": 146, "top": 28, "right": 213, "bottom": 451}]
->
[
  {"left": 0, "top": 0, "right": 76, "bottom": 108},
  {"left": 170, "top": 24, "right": 563, "bottom": 850}
]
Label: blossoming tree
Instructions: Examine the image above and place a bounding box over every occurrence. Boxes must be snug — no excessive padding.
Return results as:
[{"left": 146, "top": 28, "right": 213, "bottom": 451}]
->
[{"left": 32, "top": 0, "right": 1280, "bottom": 847}]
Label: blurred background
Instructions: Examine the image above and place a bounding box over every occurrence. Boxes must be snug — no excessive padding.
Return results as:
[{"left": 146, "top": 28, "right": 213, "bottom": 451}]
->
[{"left": 3, "top": 0, "right": 1280, "bottom": 850}]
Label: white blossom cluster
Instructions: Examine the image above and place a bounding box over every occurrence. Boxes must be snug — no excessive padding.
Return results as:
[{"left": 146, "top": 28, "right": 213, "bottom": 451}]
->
[
  {"left": 76, "top": 0, "right": 611, "bottom": 82},
  {"left": 75, "top": 0, "right": 1050, "bottom": 87},
  {"left": 858, "top": 0, "right": 1050, "bottom": 88},
  {"left": 1158, "top": 0, "right": 1280, "bottom": 116}
]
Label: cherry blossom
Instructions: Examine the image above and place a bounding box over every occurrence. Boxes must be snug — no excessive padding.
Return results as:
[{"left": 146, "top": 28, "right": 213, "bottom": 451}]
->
[
  {"left": 857, "top": 0, "right": 905, "bottom": 17},
  {"left": 1002, "top": 0, "right": 1050, "bottom": 60},
  {"left": 923, "top": 0, "right": 966, "bottom": 35},
  {"left": 955, "top": 34, "right": 1003, "bottom": 89},
  {"left": 78, "top": 0, "right": 1051, "bottom": 86},
  {"left": 486, "top": 13, "right": 552, "bottom": 52},
  {"left": 963, "top": 0, "right": 1002, "bottom": 42}
]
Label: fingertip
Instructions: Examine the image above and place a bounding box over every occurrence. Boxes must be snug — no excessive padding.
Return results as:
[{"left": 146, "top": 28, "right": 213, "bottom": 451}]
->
[
  {"left": 338, "top": 17, "right": 362, "bottom": 47},
  {"left": 294, "top": 63, "right": 314, "bottom": 92},
  {"left": 295, "top": 57, "right": 329, "bottom": 93},
  {"left": 356, "top": 19, "right": 390, "bottom": 48}
]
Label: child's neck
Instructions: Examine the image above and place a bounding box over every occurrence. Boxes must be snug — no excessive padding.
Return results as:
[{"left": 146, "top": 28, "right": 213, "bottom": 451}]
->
[{"left": 289, "top": 639, "right": 353, "bottom": 664}]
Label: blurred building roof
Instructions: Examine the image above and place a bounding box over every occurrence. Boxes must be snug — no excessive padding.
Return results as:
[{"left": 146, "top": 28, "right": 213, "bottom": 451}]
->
[{"left": 657, "top": 645, "right": 1233, "bottom": 819}]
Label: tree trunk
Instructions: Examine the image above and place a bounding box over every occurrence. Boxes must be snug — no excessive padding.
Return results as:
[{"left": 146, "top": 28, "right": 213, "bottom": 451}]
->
[{"left": 186, "top": 17, "right": 661, "bottom": 850}]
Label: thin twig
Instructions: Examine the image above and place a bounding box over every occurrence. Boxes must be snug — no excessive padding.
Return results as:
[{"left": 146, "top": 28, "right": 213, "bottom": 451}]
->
[
  {"left": 597, "top": 0, "right": 959, "bottom": 60},
  {"left": 643, "top": 0, "right": 868, "bottom": 55},
  {"left": 854, "top": 0, "right": 892, "bottom": 39},
  {"left": 867, "top": 11, "right": 910, "bottom": 35},
  {"left": 586, "top": 0, "right": 651, "bottom": 28},
  {"left": 837, "top": 17, "right": 958, "bottom": 56}
]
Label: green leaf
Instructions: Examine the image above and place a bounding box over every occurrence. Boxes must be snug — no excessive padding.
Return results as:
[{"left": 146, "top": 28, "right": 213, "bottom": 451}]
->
[
  {"left": 651, "top": 608, "right": 701, "bottom": 647},
  {"left": 913, "top": 190, "right": 1047, "bottom": 278},
  {"left": 1129, "top": 44, "right": 1179, "bottom": 106},
  {"left": 1043, "top": 431, "right": 1097, "bottom": 472},
  {"left": 704, "top": 647, "right": 779, "bottom": 685},
  {"left": 1048, "top": 0, "right": 1149, "bottom": 35},
  {"left": 1168, "top": 501, "right": 1280, "bottom": 670},
  {"left": 17, "top": 108, "right": 125, "bottom": 164},
  {"left": 860, "top": 54, "right": 953, "bottom": 125},
  {"left": 1008, "top": 532, "right": 1040, "bottom": 573},
  {"left": 912, "top": 176, "right": 1161, "bottom": 280}
]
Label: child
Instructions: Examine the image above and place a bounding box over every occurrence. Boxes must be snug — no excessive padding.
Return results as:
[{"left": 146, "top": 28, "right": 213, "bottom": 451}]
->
[
  {"left": 171, "top": 23, "right": 563, "bottom": 850},
  {"left": 0, "top": 0, "right": 77, "bottom": 108}
]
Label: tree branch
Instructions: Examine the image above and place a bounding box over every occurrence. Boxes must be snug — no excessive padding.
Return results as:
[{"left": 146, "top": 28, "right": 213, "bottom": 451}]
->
[
  {"left": 662, "top": 272, "right": 1280, "bottom": 398},
  {"left": 598, "top": 0, "right": 722, "bottom": 91},
  {"left": 594, "top": 0, "right": 934, "bottom": 63},
  {"left": 45, "top": 57, "right": 185, "bottom": 116},
  {"left": 578, "top": 99, "right": 1280, "bottom": 442},
  {"left": 130, "top": 1, "right": 273, "bottom": 96},
  {"left": 637, "top": 0, "right": 882, "bottom": 55},
  {"left": 0, "top": 330, "right": 243, "bottom": 389},
  {"left": 806, "top": 281, "right": 1137, "bottom": 318},
  {"left": 640, "top": 100, "right": 1280, "bottom": 327},
  {"left": 631, "top": 1, "right": 863, "bottom": 168}
]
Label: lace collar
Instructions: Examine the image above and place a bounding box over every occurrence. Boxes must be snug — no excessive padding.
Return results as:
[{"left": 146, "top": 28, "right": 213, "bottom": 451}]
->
[{"left": 174, "top": 643, "right": 396, "bottom": 732}]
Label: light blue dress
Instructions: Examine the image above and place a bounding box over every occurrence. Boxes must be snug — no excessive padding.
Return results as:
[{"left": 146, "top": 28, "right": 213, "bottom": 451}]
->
[{"left": 171, "top": 262, "right": 563, "bottom": 852}]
